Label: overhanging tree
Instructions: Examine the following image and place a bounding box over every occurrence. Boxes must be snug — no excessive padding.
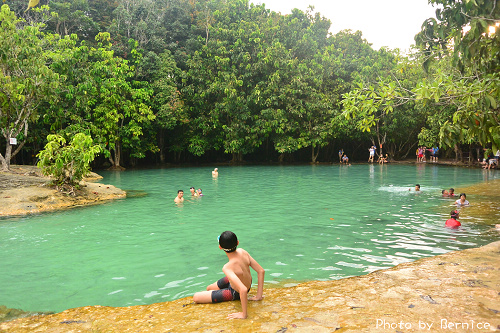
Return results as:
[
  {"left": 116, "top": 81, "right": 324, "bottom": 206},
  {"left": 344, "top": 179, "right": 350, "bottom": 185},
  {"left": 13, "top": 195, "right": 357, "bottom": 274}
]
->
[
  {"left": 415, "top": 0, "right": 500, "bottom": 149},
  {"left": 0, "top": 5, "right": 59, "bottom": 171}
]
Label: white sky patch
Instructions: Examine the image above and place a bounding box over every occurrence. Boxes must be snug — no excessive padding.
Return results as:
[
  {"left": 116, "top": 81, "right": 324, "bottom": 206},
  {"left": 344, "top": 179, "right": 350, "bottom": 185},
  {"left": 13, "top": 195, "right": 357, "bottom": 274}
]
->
[{"left": 257, "top": 0, "right": 439, "bottom": 51}]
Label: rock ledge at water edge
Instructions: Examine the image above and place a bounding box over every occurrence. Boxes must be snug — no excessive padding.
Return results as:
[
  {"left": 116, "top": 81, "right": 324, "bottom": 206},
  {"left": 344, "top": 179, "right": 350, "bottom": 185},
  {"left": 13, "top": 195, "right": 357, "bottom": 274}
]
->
[{"left": 1, "top": 241, "right": 499, "bottom": 332}]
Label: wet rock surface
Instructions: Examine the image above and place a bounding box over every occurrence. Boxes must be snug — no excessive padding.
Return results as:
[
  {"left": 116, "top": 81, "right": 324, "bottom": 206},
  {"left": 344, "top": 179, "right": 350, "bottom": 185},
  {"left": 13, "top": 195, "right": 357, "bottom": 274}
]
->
[
  {"left": 0, "top": 306, "right": 52, "bottom": 324},
  {"left": 1, "top": 241, "right": 499, "bottom": 332}
]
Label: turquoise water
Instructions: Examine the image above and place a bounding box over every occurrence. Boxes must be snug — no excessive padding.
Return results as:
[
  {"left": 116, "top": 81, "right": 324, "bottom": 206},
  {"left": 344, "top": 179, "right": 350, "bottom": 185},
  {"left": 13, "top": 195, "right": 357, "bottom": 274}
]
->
[{"left": 1, "top": 164, "right": 499, "bottom": 313}]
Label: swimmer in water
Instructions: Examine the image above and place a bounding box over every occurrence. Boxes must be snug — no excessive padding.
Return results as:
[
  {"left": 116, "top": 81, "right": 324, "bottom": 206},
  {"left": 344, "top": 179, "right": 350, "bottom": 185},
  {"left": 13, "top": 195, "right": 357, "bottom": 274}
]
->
[
  {"left": 189, "top": 187, "right": 199, "bottom": 197},
  {"left": 455, "top": 193, "right": 470, "bottom": 206},
  {"left": 445, "top": 210, "right": 461, "bottom": 228},
  {"left": 174, "top": 190, "right": 184, "bottom": 204}
]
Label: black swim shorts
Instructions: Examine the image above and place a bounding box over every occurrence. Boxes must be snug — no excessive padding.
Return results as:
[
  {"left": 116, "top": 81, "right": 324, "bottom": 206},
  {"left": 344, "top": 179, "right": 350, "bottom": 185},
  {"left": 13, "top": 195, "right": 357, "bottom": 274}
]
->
[{"left": 211, "top": 276, "right": 240, "bottom": 303}]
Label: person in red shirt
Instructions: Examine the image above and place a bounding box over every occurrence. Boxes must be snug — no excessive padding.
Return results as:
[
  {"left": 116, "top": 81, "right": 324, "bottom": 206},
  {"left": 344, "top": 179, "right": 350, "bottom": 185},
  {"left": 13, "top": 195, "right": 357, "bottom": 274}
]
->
[{"left": 445, "top": 210, "right": 461, "bottom": 228}]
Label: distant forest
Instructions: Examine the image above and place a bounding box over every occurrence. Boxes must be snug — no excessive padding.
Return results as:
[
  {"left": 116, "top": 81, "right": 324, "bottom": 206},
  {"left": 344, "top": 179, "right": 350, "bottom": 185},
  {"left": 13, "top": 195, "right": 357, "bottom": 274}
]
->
[{"left": 1, "top": 0, "right": 498, "bottom": 169}]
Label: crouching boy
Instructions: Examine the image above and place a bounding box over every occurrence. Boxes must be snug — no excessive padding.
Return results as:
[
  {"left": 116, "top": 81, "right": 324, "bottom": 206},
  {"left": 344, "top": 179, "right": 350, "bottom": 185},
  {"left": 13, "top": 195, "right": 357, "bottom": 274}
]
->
[{"left": 193, "top": 231, "right": 265, "bottom": 319}]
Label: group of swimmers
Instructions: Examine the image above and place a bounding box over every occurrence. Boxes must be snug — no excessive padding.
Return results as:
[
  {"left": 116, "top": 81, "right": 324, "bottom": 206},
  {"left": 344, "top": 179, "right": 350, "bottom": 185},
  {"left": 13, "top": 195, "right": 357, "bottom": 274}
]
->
[
  {"left": 174, "top": 187, "right": 204, "bottom": 203},
  {"left": 441, "top": 188, "right": 469, "bottom": 228},
  {"left": 441, "top": 188, "right": 470, "bottom": 206},
  {"left": 415, "top": 185, "right": 469, "bottom": 228},
  {"left": 174, "top": 168, "right": 219, "bottom": 203}
]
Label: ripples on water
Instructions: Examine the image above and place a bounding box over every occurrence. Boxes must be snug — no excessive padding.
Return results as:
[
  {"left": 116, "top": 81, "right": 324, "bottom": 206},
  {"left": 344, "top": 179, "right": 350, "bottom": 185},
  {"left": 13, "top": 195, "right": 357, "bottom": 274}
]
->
[{"left": 0, "top": 164, "right": 498, "bottom": 312}]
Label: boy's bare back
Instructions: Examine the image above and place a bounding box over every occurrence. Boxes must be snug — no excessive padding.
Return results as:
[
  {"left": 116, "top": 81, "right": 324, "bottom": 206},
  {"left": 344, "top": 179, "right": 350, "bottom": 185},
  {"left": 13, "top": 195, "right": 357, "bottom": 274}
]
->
[{"left": 223, "top": 248, "right": 253, "bottom": 289}]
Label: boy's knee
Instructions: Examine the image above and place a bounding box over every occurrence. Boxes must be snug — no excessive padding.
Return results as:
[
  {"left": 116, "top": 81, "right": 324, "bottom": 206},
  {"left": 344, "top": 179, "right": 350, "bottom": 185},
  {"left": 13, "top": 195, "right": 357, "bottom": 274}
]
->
[
  {"left": 206, "top": 283, "right": 218, "bottom": 291},
  {"left": 193, "top": 291, "right": 213, "bottom": 304}
]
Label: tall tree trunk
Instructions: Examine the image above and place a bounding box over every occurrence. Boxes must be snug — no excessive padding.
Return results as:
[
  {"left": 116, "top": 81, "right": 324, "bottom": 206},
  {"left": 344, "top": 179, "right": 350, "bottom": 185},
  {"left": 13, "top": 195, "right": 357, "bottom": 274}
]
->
[
  {"left": 454, "top": 144, "right": 461, "bottom": 161},
  {"left": 311, "top": 144, "right": 319, "bottom": 163},
  {"left": 1, "top": 121, "right": 29, "bottom": 171},
  {"left": 0, "top": 144, "right": 12, "bottom": 172},
  {"left": 115, "top": 141, "right": 121, "bottom": 168},
  {"left": 108, "top": 141, "right": 125, "bottom": 170},
  {"left": 373, "top": 121, "right": 387, "bottom": 157},
  {"left": 158, "top": 130, "right": 165, "bottom": 163},
  {"left": 231, "top": 152, "right": 243, "bottom": 163}
]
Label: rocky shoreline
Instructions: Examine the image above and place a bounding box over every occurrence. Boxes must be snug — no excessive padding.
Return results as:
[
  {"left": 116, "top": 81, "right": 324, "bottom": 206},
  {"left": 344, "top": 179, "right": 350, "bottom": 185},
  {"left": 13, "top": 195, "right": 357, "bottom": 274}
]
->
[
  {"left": 0, "top": 241, "right": 499, "bottom": 332},
  {"left": 0, "top": 165, "right": 126, "bottom": 218}
]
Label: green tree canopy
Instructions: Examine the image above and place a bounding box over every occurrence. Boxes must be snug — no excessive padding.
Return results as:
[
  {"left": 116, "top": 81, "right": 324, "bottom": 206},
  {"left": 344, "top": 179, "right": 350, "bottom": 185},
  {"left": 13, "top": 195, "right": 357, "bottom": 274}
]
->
[
  {"left": 415, "top": 0, "right": 500, "bottom": 149},
  {"left": 0, "top": 4, "right": 60, "bottom": 171}
]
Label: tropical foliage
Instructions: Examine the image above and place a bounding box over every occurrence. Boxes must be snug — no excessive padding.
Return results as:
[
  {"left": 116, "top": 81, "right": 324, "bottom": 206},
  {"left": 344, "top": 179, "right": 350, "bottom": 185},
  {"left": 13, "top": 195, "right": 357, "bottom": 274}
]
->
[
  {"left": 1, "top": 0, "right": 496, "bottom": 169},
  {"left": 37, "top": 133, "right": 102, "bottom": 190}
]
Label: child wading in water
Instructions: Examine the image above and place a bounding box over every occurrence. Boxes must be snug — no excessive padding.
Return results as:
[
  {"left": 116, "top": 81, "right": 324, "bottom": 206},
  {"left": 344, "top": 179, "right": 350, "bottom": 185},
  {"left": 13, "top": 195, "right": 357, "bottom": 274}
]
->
[{"left": 193, "top": 231, "right": 265, "bottom": 319}]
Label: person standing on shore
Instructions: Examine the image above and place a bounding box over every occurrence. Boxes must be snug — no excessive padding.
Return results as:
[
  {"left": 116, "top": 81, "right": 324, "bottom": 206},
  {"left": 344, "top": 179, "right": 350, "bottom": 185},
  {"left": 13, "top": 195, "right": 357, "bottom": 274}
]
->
[
  {"left": 417, "top": 147, "right": 424, "bottom": 162},
  {"left": 368, "top": 146, "right": 375, "bottom": 163},
  {"left": 433, "top": 146, "right": 439, "bottom": 162}
]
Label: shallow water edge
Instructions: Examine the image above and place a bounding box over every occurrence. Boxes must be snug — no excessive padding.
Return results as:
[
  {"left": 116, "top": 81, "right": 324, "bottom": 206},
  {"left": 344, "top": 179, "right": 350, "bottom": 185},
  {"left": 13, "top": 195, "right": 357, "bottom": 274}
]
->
[{"left": 1, "top": 240, "right": 499, "bottom": 332}]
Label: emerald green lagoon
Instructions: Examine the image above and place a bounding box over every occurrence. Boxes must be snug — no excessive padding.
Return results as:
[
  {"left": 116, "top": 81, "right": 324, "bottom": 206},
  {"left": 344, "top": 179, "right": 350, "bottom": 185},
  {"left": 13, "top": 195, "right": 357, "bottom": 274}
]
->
[{"left": 1, "top": 164, "right": 498, "bottom": 313}]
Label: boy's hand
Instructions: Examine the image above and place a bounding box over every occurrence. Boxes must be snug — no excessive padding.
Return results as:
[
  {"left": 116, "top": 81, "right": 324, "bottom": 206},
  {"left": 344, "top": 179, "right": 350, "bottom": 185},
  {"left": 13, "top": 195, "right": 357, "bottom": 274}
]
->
[
  {"left": 249, "top": 295, "right": 263, "bottom": 301},
  {"left": 228, "top": 312, "right": 247, "bottom": 319}
]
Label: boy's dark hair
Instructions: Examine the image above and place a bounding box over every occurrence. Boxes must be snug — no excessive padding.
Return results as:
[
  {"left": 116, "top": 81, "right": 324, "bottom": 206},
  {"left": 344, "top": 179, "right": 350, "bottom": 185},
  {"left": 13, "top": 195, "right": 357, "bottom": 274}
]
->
[
  {"left": 449, "top": 188, "right": 454, "bottom": 192},
  {"left": 219, "top": 231, "right": 238, "bottom": 253},
  {"left": 459, "top": 193, "right": 466, "bottom": 198},
  {"left": 178, "top": 189, "right": 183, "bottom": 193},
  {"left": 416, "top": 184, "right": 420, "bottom": 188}
]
